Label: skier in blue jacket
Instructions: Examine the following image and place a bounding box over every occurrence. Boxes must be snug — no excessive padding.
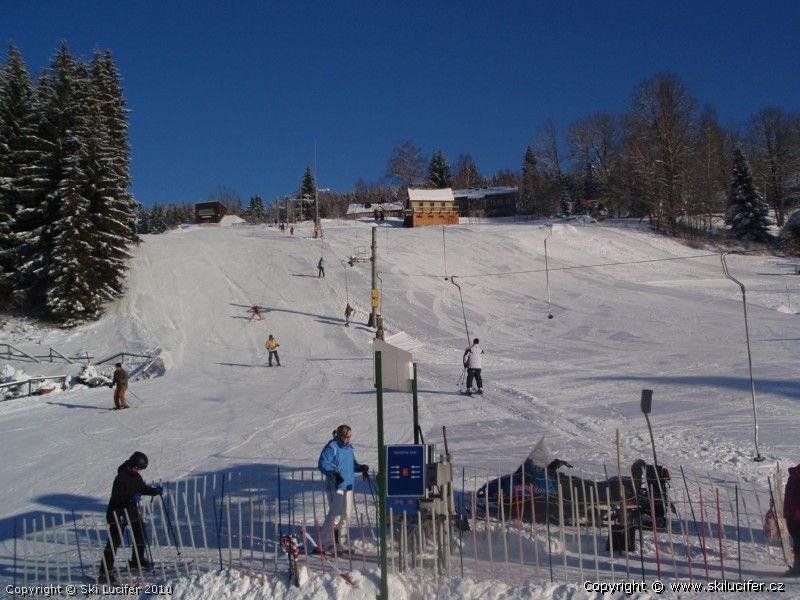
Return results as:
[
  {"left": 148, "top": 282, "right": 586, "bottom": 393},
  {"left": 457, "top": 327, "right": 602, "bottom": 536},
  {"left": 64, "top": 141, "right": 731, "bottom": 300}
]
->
[{"left": 317, "top": 424, "right": 369, "bottom": 551}]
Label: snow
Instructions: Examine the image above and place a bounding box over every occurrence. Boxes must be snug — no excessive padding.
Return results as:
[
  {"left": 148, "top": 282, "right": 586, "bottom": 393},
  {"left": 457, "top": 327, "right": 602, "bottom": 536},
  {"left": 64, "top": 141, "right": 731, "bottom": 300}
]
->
[{"left": 1, "top": 217, "right": 799, "bottom": 597}]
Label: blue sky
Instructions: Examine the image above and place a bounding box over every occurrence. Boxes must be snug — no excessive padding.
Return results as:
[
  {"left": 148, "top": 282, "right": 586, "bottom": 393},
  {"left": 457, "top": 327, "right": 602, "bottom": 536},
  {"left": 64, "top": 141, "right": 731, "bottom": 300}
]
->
[{"left": 3, "top": 1, "right": 799, "bottom": 206}]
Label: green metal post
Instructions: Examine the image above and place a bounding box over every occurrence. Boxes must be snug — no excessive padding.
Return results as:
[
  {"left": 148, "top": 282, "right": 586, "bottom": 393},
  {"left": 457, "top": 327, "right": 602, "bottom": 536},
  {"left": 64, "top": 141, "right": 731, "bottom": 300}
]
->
[
  {"left": 375, "top": 350, "right": 388, "bottom": 600},
  {"left": 412, "top": 362, "right": 420, "bottom": 444}
]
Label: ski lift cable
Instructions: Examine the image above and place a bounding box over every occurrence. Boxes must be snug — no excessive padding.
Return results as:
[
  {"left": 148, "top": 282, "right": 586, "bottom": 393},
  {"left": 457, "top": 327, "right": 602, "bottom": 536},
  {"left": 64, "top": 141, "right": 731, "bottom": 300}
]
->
[{"left": 377, "top": 250, "right": 760, "bottom": 280}]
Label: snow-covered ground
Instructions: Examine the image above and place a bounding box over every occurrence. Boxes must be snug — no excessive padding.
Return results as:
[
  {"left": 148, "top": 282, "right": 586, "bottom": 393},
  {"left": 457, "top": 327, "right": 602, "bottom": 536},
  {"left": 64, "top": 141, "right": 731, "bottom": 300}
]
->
[{"left": 1, "top": 218, "right": 799, "bottom": 598}]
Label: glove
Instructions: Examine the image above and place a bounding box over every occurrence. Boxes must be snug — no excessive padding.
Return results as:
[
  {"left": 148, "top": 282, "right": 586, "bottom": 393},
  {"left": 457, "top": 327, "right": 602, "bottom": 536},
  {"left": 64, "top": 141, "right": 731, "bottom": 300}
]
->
[
  {"left": 358, "top": 464, "right": 370, "bottom": 477},
  {"left": 153, "top": 486, "right": 163, "bottom": 496},
  {"left": 108, "top": 383, "right": 114, "bottom": 388},
  {"left": 334, "top": 473, "right": 344, "bottom": 485}
]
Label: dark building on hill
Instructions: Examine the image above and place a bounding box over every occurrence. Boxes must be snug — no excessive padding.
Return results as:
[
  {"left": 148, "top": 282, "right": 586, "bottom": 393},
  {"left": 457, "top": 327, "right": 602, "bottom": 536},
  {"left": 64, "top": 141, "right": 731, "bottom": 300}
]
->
[
  {"left": 453, "top": 187, "right": 518, "bottom": 218},
  {"left": 195, "top": 201, "right": 227, "bottom": 224}
]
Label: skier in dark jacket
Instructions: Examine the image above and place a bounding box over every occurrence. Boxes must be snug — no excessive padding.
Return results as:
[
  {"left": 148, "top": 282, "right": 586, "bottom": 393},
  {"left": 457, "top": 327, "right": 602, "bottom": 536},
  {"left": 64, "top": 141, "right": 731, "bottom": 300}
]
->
[
  {"left": 784, "top": 463, "right": 800, "bottom": 575},
  {"left": 98, "top": 452, "right": 162, "bottom": 582},
  {"left": 111, "top": 363, "right": 129, "bottom": 409},
  {"left": 317, "top": 257, "right": 325, "bottom": 278}
]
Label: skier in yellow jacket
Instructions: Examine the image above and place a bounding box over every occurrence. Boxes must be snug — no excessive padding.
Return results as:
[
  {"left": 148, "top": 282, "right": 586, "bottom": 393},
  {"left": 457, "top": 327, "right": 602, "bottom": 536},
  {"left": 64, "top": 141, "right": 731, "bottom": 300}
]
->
[{"left": 265, "top": 334, "right": 281, "bottom": 367}]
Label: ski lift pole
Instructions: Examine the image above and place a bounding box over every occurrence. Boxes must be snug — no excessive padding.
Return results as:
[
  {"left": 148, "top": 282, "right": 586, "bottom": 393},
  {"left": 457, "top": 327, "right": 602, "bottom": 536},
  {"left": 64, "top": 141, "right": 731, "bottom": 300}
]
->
[
  {"left": 449, "top": 276, "right": 471, "bottom": 346},
  {"left": 341, "top": 260, "right": 349, "bottom": 303},
  {"left": 720, "top": 253, "right": 764, "bottom": 462},
  {"left": 544, "top": 226, "right": 554, "bottom": 319}
]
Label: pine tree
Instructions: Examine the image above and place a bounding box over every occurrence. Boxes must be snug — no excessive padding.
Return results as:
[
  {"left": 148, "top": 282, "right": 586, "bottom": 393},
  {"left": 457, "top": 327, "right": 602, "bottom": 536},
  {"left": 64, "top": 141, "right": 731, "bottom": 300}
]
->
[
  {"left": 427, "top": 150, "right": 452, "bottom": 188},
  {"left": 0, "top": 45, "right": 45, "bottom": 308},
  {"left": 41, "top": 49, "right": 108, "bottom": 323},
  {"left": 97, "top": 52, "right": 138, "bottom": 245},
  {"left": 13, "top": 43, "right": 84, "bottom": 313},
  {"left": 136, "top": 204, "right": 150, "bottom": 234},
  {"left": 244, "top": 195, "right": 266, "bottom": 223},
  {"left": 299, "top": 165, "right": 316, "bottom": 221},
  {"left": 149, "top": 203, "right": 168, "bottom": 233},
  {"left": 83, "top": 51, "right": 134, "bottom": 301},
  {"left": 518, "top": 147, "right": 538, "bottom": 216},
  {"left": 725, "top": 145, "right": 771, "bottom": 243}
]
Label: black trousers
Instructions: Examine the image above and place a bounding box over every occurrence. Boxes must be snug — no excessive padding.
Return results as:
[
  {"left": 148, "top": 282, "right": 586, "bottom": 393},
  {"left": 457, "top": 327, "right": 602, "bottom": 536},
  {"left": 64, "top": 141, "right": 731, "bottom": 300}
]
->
[
  {"left": 466, "top": 368, "right": 482, "bottom": 390},
  {"left": 318, "top": 267, "right": 325, "bottom": 277},
  {"left": 101, "top": 516, "right": 146, "bottom": 572},
  {"left": 269, "top": 350, "right": 280, "bottom": 366}
]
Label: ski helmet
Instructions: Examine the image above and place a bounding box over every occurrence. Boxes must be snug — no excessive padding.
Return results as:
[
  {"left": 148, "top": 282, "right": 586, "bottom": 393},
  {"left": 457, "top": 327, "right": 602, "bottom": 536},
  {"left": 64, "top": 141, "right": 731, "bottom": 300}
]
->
[{"left": 128, "top": 451, "right": 148, "bottom": 469}]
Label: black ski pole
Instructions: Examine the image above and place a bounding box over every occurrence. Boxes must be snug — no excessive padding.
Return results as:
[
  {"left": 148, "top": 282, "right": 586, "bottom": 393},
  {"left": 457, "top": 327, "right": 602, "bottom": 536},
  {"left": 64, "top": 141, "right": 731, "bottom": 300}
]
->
[
  {"left": 680, "top": 466, "right": 703, "bottom": 547},
  {"left": 211, "top": 493, "right": 223, "bottom": 570},
  {"left": 160, "top": 494, "right": 182, "bottom": 556},
  {"left": 71, "top": 509, "right": 86, "bottom": 578},
  {"left": 139, "top": 497, "right": 154, "bottom": 565}
]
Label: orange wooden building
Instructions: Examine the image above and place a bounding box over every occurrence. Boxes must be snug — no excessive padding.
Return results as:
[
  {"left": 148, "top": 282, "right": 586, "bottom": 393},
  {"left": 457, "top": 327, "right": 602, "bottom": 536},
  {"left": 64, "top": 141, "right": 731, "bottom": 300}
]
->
[{"left": 404, "top": 188, "right": 459, "bottom": 227}]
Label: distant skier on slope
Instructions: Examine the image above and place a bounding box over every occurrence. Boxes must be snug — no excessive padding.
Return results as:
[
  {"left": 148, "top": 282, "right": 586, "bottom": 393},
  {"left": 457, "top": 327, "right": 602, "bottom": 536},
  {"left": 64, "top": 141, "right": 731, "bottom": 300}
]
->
[
  {"left": 265, "top": 334, "right": 281, "bottom": 366},
  {"left": 317, "top": 425, "right": 369, "bottom": 553},
  {"left": 110, "top": 362, "right": 130, "bottom": 409},
  {"left": 462, "top": 338, "right": 484, "bottom": 395},
  {"left": 97, "top": 452, "right": 162, "bottom": 583},
  {"left": 784, "top": 462, "right": 800, "bottom": 575},
  {"left": 248, "top": 305, "right": 263, "bottom": 322},
  {"left": 317, "top": 257, "right": 325, "bottom": 278},
  {"left": 344, "top": 303, "right": 353, "bottom": 327},
  {"left": 290, "top": 226, "right": 294, "bottom": 236}
]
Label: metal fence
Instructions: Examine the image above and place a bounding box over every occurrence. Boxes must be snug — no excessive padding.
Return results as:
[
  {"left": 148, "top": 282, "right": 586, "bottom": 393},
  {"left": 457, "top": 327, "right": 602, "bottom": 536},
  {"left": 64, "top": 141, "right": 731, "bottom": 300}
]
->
[{"left": 6, "top": 463, "right": 793, "bottom": 589}]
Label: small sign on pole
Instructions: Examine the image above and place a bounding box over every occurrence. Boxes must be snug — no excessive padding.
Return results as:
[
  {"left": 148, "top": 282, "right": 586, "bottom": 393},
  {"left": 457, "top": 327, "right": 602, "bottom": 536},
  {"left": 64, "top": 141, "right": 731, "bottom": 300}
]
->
[{"left": 373, "top": 339, "right": 413, "bottom": 392}]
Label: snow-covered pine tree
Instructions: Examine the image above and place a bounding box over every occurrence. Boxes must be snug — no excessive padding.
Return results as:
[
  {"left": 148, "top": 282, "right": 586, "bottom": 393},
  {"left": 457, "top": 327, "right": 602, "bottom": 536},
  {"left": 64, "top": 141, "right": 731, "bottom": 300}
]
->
[
  {"left": 96, "top": 51, "right": 138, "bottom": 246},
  {"left": 299, "top": 165, "right": 316, "bottom": 221},
  {"left": 0, "top": 45, "right": 46, "bottom": 309},
  {"left": 518, "top": 146, "right": 538, "bottom": 216},
  {"left": 13, "top": 43, "right": 85, "bottom": 313},
  {"left": 427, "top": 150, "right": 452, "bottom": 188},
  {"left": 725, "top": 145, "right": 771, "bottom": 243},
  {"left": 82, "top": 51, "right": 134, "bottom": 302},
  {"left": 42, "top": 52, "right": 108, "bottom": 323}
]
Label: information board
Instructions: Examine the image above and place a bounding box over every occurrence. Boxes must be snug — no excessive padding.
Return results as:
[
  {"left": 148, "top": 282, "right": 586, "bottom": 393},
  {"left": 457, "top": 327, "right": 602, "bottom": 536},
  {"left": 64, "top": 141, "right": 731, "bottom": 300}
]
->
[{"left": 386, "top": 444, "right": 426, "bottom": 498}]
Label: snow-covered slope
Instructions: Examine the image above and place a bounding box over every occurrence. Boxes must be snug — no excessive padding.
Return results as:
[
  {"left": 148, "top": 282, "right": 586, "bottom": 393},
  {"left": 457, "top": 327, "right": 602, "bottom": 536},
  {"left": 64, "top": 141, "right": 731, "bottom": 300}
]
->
[{"left": 1, "top": 219, "right": 799, "bottom": 596}]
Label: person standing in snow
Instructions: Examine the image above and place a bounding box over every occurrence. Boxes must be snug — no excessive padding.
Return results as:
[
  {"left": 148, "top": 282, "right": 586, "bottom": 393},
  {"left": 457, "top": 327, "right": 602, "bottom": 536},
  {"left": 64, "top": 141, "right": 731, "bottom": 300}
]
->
[
  {"left": 317, "top": 425, "right": 369, "bottom": 552},
  {"left": 462, "top": 338, "right": 484, "bottom": 394},
  {"left": 344, "top": 303, "right": 353, "bottom": 327},
  {"left": 317, "top": 256, "right": 325, "bottom": 278},
  {"left": 98, "top": 452, "right": 162, "bottom": 582},
  {"left": 784, "top": 463, "right": 800, "bottom": 575},
  {"left": 265, "top": 334, "right": 281, "bottom": 366},
  {"left": 110, "top": 362, "right": 130, "bottom": 409},
  {"left": 290, "top": 226, "right": 294, "bottom": 236}
]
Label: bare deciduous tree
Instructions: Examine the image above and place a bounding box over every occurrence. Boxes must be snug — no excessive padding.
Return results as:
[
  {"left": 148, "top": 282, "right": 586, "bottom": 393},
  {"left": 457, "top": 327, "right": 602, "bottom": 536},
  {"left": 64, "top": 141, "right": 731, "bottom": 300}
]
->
[
  {"left": 386, "top": 140, "right": 425, "bottom": 189},
  {"left": 627, "top": 72, "right": 697, "bottom": 232},
  {"left": 746, "top": 106, "right": 800, "bottom": 227}
]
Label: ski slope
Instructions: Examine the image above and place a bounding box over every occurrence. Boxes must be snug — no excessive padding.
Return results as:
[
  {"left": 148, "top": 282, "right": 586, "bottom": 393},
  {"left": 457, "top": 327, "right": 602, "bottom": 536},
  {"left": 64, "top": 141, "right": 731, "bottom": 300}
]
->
[{"left": 1, "top": 218, "right": 799, "bottom": 597}]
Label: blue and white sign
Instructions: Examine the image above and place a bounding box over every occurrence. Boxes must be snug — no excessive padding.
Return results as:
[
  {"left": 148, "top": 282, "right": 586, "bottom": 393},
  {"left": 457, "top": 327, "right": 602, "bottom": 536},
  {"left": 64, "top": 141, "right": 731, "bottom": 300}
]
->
[{"left": 386, "top": 444, "right": 426, "bottom": 498}]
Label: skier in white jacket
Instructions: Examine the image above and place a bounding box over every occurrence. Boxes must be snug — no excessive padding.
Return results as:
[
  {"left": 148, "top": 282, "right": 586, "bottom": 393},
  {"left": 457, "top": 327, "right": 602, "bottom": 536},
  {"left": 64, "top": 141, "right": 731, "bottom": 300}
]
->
[{"left": 462, "top": 338, "right": 484, "bottom": 394}]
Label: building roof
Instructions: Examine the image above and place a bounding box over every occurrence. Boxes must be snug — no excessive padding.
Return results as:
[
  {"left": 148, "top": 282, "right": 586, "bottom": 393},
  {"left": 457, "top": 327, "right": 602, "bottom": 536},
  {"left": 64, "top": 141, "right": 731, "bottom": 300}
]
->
[
  {"left": 408, "top": 188, "right": 454, "bottom": 202},
  {"left": 346, "top": 202, "right": 404, "bottom": 216},
  {"left": 452, "top": 186, "right": 518, "bottom": 199}
]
